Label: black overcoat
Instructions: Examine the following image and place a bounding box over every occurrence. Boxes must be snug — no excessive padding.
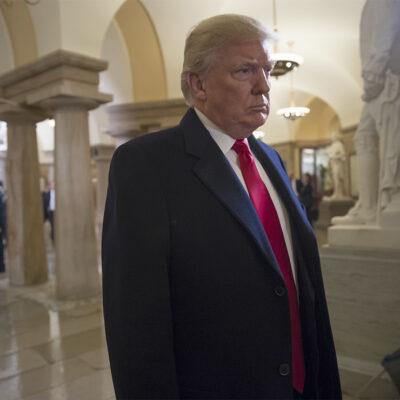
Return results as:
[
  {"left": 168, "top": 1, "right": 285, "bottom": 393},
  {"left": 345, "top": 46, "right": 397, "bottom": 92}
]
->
[{"left": 102, "top": 108, "right": 341, "bottom": 399}]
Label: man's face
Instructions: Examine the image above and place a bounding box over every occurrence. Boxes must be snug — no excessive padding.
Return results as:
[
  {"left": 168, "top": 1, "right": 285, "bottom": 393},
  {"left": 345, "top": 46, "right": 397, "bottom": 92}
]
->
[{"left": 196, "top": 40, "right": 274, "bottom": 139}]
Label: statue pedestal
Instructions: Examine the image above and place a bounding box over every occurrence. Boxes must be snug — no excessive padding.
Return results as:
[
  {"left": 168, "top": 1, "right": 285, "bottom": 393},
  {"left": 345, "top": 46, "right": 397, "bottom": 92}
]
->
[
  {"left": 328, "top": 224, "right": 400, "bottom": 251},
  {"left": 321, "top": 223, "right": 400, "bottom": 398},
  {"left": 320, "top": 244, "right": 400, "bottom": 398},
  {"left": 316, "top": 198, "right": 354, "bottom": 229}
]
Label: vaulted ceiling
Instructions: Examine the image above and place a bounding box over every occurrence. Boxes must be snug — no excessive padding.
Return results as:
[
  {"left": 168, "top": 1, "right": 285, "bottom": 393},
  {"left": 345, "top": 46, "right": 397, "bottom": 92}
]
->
[{"left": 0, "top": 0, "right": 366, "bottom": 144}]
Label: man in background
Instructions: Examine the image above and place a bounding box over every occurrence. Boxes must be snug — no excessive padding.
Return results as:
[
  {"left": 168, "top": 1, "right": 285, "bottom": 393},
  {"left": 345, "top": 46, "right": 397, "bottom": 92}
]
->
[{"left": 48, "top": 181, "right": 55, "bottom": 242}]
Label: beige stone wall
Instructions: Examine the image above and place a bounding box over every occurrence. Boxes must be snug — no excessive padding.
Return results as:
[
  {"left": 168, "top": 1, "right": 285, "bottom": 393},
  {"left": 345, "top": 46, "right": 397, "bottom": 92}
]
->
[
  {"left": 115, "top": 0, "right": 167, "bottom": 101},
  {"left": 271, "top": 141, "right": 296, "bottom": 177},
  {"left": 295, "top": 97, "right": 340, "bottom": 143},
  {"left": 0, "top": 1, "right": 38, "bottom": 67}
]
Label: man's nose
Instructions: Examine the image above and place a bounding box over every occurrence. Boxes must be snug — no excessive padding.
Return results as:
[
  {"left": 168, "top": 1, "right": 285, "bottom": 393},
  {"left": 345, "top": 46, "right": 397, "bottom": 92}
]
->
[{"left": 252, "top": 68, "right": 271, "bottom": 95}]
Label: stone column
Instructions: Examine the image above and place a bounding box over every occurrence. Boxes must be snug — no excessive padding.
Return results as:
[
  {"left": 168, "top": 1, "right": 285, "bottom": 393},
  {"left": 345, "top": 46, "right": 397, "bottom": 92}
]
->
[
  {"left": 0, "top": 50, "right": 112, "bottom": 299},
  {"left": 0, "top": 104, "right": 47, "bottom": 285},
  {"left": 105, "top": 98, "right": 188, "bottom": 146},
  {"left": 91, "top": 144, "right": 115, "bottom": 235},
  {"left": 39, "top": 97, "right": 105, "bottom": 300}
]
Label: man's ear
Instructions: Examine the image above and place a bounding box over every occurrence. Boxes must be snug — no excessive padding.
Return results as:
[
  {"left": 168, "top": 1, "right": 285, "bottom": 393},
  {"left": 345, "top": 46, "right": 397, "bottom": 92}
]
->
[{"left": 187, "top": 73, "right": 207, "bottom": 101}]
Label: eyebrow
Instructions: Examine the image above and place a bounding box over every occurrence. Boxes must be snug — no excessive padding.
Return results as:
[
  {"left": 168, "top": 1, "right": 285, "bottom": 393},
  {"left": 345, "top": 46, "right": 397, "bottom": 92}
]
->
[{"left": 236, "top": 60, "right": 275, "bottom": 71}]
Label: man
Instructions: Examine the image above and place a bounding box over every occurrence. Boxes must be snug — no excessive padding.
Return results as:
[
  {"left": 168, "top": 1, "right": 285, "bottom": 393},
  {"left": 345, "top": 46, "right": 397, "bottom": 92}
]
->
[
  {"left": 102, "top": 14, "right": 341, "bottom": 399},
  {"left": 48, "top": 181, "right": 55, "bottom": 242},
  {"left": 0, "top": 181, "right": 5, "bottom": 273},
  {"left": 42, "top": 182, "right": 50, "bottom": 222}
]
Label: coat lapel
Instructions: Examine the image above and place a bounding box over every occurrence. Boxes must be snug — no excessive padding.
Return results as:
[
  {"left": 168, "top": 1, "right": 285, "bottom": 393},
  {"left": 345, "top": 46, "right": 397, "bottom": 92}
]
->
[
  {"left": 180, "top": 109, "right": 283, "bottom": 278},
  {"left": 248, "top": 135, "right": 315, "bottom": 237}
]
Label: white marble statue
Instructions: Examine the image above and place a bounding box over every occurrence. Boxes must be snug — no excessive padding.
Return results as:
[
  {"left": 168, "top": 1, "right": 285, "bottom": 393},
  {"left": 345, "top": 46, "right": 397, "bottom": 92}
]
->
[
  {"left": 332, "top": 0, "right": 400, "bottom": 226},
  {"left": 324, "top": 132, "right": 349, "bottom": 201}
]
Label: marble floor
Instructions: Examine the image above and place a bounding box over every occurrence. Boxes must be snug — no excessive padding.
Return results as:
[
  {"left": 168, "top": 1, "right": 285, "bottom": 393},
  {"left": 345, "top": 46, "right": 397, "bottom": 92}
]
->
[{"left": 0, "top": 269, "right": 115, "bottom": 400}]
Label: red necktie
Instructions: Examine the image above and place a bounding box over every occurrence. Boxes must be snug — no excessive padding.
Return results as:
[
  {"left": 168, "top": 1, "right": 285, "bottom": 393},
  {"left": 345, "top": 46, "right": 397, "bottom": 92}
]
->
[{"left": 232, "top": 139, "right": 305, "bottom": 394}]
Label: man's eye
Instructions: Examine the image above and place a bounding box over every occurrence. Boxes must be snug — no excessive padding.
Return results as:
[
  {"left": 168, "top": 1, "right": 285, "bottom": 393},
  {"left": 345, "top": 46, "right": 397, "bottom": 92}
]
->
[
  {"left": 234, "top": 68, "right": 252, "bottom": 79},
  {"left": 264, "top": 66, "right": 273, "bottom": 75}
]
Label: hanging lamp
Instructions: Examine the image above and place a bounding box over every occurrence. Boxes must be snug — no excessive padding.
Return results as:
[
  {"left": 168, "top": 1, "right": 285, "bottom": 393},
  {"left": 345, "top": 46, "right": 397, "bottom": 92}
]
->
[
  {"left": 271, "top": 0, "right": 303, "bottom": 77},
  {"left": 277, "top": 50, "right": 310, "bottom": 121}
]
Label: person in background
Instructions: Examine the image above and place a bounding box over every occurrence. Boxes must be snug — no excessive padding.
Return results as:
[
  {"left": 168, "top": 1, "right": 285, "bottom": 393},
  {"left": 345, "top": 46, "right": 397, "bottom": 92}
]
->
[
  {"left": 48, "top": 181, "right": 55, "bottom": 242},
  {"left": 0, "top": 181, "right": 6, "bottom": 273},
  {"left": 298, "top": 173, "right": 314, "bottom": 225},
  {"left": 42, "top": 182, "right": 50, "bottom": 222}
]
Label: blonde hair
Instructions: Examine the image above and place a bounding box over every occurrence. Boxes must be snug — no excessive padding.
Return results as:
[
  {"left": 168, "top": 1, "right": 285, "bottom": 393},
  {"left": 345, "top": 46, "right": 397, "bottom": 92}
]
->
[{"left": 181, "top": 14, "right": 277, "bottom": 105}]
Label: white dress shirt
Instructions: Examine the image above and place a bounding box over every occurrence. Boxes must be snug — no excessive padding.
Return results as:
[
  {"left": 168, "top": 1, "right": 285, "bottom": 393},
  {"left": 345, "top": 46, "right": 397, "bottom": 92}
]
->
[
  {"left": 49, "top": 189, "right": 55, "bottom": 212},
  {"left": 194, "top": 108, "right": 298, "bottom": 286}
]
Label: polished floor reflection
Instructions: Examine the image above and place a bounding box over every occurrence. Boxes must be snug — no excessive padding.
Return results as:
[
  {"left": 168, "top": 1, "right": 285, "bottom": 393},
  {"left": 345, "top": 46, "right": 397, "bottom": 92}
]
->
[
  {"left": 0, "top": 241, "right": 115, "bottom": 400},
  {"left": 0, "top": 280, "right": 114, "bottom": 400}
]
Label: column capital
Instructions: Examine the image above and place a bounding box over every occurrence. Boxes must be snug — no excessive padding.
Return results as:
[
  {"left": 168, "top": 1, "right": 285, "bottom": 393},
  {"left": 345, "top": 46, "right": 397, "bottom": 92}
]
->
[
  {"left": 0, "top": 49, "right": 112, "bottom": 112},
  {"left": 105, "top": 98, "right": 188, "bottom": 145},
  {"left": 91, "top": 144, "right": 115, "bottom": 162},
  {"left": 39, "top": 95, "right": 107, "bottom": 112},
  {"left": 0, "top": 100, "right": 48, "bottom": 124}
]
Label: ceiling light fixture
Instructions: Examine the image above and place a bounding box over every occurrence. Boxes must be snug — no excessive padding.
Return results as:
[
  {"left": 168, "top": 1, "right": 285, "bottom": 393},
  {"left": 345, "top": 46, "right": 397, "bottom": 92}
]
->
[
  {"left": 277, "top": 50, "right": 310, "bottom": 121},
  {"left": 271, "top": 0, "right": 304, "bottom": 78}
]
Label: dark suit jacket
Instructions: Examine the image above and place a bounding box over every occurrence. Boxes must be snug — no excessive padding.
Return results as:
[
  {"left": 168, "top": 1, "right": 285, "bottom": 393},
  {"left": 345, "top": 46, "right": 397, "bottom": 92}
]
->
[
  {"left": 42, "top": 190, "right": 50, "bottom": 220},
  {"left": 102, "top": 108, "right": 341, "bottom": 400}
]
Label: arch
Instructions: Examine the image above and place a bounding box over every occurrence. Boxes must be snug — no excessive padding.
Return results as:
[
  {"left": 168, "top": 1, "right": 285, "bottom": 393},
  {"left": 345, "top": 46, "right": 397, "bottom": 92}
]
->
[
  {"left": 0, "top": 9, "right": 14, "bottom": 74},
  {"left": 27, "top": 0, "right": 61, "bottom": 57},
  {"left": 294, "top": 97, "right": 339, "bottom": 143},
  {"left": 114, "top": 0, "right": 167, "bottom": 101},
  {"left": 0, "top": 1, "right": 38, "bottom": 67}
]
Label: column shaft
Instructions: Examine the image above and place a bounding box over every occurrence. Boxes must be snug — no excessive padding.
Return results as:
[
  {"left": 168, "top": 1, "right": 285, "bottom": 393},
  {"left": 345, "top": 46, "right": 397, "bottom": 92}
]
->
[
  {"left": 54, "top": 106, "right": 99, "bottom": 299},
  {"left": 6, "top": 121, "right": 47, "bottom": 285}
]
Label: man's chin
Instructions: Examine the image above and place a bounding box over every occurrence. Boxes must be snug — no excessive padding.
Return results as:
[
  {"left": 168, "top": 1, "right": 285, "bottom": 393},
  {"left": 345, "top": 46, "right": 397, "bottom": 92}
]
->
[{"left": 250, "top": 113, "right": 268, "bottom": 130}]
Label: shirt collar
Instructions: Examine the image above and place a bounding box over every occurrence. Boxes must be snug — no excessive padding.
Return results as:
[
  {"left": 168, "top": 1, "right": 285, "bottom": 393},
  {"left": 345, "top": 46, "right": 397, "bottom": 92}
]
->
[{"left": 194, "top": 108, "right": 249, "bottom": 155}]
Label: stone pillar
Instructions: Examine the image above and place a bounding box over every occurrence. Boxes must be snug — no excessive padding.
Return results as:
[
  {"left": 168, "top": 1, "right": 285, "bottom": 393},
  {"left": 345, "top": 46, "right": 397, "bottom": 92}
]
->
[
  {"left": 0, "top": 104, "right": 47, "bottom": 285},
  {"left": 0, "top": 50, "right": 112, "bottom": 299},
  {"left": 91, "top": 144, "right": 115, "bottom": 234},
  {"left": 105, "top": 98, "right": 188, "bottom": 146},
  {"left": 41, "top": 97, "right": 106, "bottom": 299}
]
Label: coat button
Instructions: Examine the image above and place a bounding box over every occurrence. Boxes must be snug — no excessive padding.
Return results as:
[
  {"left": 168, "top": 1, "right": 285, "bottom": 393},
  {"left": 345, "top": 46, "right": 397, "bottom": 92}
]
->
[
  {"left": 274, "top": 286, "right": 286, "bottom": 296},
  {"left": 279, "top": 363, "right": 290, "bottom": 376}
]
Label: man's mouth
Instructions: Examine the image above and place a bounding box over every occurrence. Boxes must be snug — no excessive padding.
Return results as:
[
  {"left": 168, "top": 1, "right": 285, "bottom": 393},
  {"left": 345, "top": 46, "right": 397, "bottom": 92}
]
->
[{"left": 251, "top": 104, "right": 268, "bottom": 112}]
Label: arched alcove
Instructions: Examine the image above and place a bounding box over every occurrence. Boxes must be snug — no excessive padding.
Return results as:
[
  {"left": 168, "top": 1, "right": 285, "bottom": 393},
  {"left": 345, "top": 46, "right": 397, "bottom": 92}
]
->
[
  {"left": 295, "top": 97, "right": 340, "bottom": 144},
  {"left": 114, "top": 0, "right": 167, "bottom": 101},
  {"left": 0, "top": 1, "right": 38, "bottom": 67},
  {"left": 0, "top": 9, "right": 14, "bottom": 74}
]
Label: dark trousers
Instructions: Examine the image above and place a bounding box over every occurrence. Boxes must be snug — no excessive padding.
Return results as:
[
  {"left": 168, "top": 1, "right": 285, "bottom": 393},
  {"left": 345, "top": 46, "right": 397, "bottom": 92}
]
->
[
  {"left": 0, "top": 229, "right": 5, "bottom": 272},
  {"left": 48, "top": 210, "right": 55, "bottom": 242}
]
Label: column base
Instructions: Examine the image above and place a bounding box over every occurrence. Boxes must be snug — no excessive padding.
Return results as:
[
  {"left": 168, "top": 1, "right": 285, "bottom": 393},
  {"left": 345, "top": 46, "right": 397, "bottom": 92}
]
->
[
  {"left": 338, "top": 355, "right": 399, "bottom": 399},
  {"left": 14, "top": 276, "right": 102, "bottom": 312},
  {"left": 328, "top": 224, "right": 400, "bottom": 251}
]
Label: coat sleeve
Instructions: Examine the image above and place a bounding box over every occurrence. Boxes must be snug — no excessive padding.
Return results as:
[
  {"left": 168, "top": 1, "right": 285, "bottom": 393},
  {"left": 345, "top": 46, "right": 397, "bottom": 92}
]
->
[{"left": 102, "top": 143, "right": 179, "bottom": 399}]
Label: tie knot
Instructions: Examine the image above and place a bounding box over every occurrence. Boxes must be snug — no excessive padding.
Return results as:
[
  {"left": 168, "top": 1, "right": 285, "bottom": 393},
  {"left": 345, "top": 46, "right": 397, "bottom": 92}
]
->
[{"left": 232, "top": 139, "right": 251, "bottom": 155}]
